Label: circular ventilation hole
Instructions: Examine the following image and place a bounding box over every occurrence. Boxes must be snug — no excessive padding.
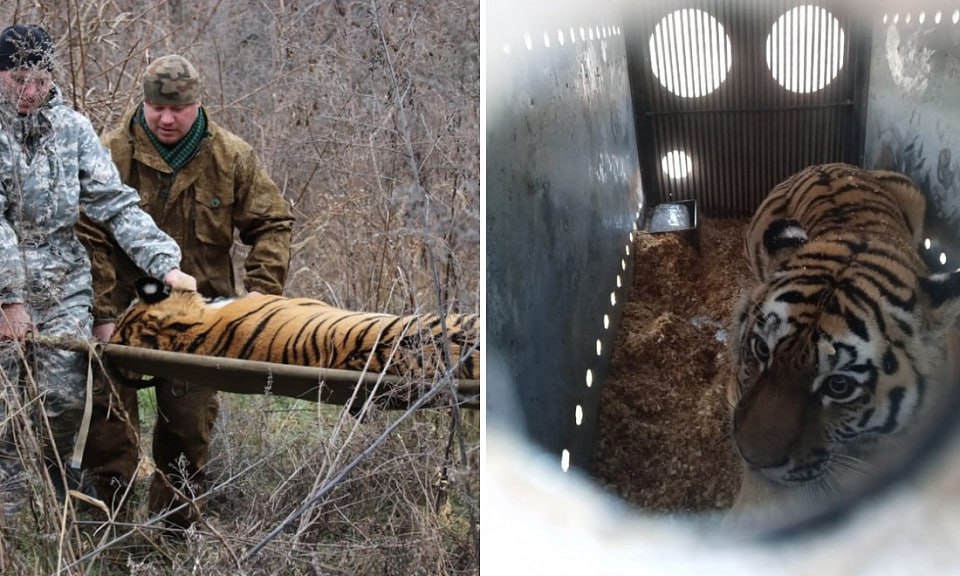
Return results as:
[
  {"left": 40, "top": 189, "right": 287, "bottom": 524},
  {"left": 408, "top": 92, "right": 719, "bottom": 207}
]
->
[
  {"left": 662, "top": 150, "right": 693, "bottom": 179},
  {"left": 766, "top": 6, "right": 845, "bottom": 93},
  {"left": 649, "top": 9, "right": 732, "bottom": 97}
]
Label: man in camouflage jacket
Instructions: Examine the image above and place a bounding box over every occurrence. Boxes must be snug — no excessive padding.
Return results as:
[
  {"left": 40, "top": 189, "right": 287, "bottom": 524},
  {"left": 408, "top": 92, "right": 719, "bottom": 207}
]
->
[
  {"left": 0, "top": 26, "right": 196, "bottom": 516},
  {"left": 78, "top": 54, "right": 294, "bottom": 529}
]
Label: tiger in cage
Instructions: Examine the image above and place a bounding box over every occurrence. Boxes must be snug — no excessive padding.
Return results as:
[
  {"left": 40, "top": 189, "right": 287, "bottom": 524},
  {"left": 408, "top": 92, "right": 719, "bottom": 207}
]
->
[{"left": 728, "top": 162, "right": 960, "bottom": 510}]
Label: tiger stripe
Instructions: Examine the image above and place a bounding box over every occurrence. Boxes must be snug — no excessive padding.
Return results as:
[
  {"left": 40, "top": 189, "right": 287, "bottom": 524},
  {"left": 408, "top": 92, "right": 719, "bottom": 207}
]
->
[{"left": 112, "top": 278, "right": 480, "bottom": 381}]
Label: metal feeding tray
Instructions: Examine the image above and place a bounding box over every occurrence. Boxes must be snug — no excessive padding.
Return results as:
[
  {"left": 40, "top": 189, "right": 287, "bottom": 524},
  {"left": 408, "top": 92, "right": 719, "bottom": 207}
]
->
[{"left": 645, "top": 199, "right": 700, "bottom": 253}]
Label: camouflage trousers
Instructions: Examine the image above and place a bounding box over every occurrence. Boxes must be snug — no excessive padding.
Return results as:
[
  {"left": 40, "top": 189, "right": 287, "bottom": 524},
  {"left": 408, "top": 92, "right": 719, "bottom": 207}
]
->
[
  {"left": 0, "top": 298, "right": 90, "bottom": 517},
  {"left": 82, "top": 373, "right": 219, "bottom": 530}
]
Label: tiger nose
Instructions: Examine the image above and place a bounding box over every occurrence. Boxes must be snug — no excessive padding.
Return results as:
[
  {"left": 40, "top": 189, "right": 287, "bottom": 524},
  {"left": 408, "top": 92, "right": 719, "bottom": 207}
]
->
[{"left": 733, "top": 409, "right": 793, "bottom": 469}]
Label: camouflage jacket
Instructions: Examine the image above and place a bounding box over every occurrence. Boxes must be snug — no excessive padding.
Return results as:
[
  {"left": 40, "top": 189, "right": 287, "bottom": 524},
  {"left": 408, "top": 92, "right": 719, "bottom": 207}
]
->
[
  {"left": 0, "top": 87, "right": 181, "bottom": 308},
  {"left": 78, "top": 104, "right": 293, "bottom": 322}
]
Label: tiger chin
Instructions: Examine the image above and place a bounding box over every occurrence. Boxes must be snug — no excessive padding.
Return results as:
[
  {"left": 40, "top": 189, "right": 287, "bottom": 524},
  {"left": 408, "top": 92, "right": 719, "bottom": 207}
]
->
[{"left": 727, "top": 163, "right": 960, "bottom": 518}]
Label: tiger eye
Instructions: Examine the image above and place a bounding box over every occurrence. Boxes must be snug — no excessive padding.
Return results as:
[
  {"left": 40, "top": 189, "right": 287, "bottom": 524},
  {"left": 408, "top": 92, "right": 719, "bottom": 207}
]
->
[{"left": 750, "top": 334, "right": 769, "bottom": 362}]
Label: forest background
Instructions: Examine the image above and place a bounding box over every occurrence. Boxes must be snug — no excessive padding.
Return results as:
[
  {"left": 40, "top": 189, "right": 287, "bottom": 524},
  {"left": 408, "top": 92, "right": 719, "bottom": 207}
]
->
[{"left": 0, "top": 1, "right": 480, "bottom": 574}]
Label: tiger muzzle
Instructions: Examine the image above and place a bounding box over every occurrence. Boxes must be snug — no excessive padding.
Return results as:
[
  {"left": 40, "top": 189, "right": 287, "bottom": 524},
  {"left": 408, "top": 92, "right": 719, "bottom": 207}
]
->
[{"left": 732, "top": 375, "right": 813, "bottom": 471}]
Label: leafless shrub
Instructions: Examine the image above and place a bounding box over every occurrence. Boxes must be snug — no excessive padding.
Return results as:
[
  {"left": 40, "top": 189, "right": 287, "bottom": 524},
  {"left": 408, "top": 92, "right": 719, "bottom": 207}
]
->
[{"left": 0, "top": 0, "right": 479, "bottom": 573}]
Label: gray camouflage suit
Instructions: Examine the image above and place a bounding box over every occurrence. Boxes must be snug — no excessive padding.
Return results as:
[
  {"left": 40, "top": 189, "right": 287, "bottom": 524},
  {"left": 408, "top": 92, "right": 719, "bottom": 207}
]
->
[{"left": 0, "top": 85, "right": 183, "bottom": 502}]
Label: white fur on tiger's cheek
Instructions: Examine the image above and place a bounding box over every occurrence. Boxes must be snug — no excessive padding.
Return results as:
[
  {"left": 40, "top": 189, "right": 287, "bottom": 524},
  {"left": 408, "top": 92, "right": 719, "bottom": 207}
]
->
[
  {"left": 142, "top": 282, "right": 161, "bottom": 297},
  {"left": 859, "top": 385, "right": 919, "bottom": 435}
]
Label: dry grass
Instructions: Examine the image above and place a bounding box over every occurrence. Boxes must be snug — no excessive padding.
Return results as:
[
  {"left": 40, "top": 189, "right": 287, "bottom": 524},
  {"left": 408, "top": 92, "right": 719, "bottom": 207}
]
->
[
  {"left": 1, "top": 387, "right": 480, "bottom": 575},
  {"left": 0, "top": 0, "right": 479, "bottom": 573}
]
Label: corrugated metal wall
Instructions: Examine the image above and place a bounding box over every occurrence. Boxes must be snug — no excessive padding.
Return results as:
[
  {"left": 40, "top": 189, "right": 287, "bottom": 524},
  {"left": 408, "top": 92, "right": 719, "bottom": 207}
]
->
[{"left": 625, "top": 0, "right": 871, "bottom": 218}]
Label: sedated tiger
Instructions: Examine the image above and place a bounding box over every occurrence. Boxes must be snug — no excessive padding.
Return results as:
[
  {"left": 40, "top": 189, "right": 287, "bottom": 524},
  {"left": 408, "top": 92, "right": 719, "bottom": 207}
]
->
[
  {"left": 729, "top": 162, "right": 960, "bottom": 508},
  {"left": 110, "top": 277, "right": 480, "bottom": 388}
]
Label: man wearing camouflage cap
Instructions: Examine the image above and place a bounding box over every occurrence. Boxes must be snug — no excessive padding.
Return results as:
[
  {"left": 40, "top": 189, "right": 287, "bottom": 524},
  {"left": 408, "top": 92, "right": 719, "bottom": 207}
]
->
[
  {"left": 78, "top": 54, "right": 294, "bottom": 530},
  {"left": 0, "top": 27, "right": 197, "bottom": 518}
]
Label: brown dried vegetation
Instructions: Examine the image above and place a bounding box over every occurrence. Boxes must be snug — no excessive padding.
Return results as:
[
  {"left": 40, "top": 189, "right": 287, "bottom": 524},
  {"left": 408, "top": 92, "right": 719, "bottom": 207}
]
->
[
  {"left": 590, "top": 219, "right": 750, "bottom": 514},
  {"left": 0, "top": 1, "right": 479, "bottom": 574}
]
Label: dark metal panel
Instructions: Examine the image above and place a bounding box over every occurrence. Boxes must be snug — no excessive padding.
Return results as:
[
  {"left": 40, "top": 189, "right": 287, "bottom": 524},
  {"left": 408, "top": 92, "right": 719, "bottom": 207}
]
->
[
  {"left": 486, "top": 1, "right": 640, "bottom": 470},
  {"left": 624, "top": 0, "right": 870, "bottom": 218}
]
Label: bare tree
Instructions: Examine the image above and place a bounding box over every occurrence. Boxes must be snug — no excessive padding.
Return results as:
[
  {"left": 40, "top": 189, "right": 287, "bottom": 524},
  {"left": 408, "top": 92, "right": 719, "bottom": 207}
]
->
[{"left": 0, "top": 1, "right": 479, "bottom": 574}]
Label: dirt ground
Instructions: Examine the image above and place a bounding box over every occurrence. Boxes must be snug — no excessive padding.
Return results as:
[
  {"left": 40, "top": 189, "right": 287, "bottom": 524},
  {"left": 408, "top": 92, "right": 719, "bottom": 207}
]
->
[{"left": 590, "top": 218, "right": 753, "bottom": 514}]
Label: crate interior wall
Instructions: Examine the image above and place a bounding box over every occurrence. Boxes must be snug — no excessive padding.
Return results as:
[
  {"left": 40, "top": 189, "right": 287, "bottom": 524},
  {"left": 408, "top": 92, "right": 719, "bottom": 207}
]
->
[
  {"left": 863, "top": 7, "right": 960, "bottom": 269},
  {"left": 487, "top": 0, "right": 960, "bottom": 473},
  {"left": 486, "top": 0, "right": 639, "bottom": 470}
]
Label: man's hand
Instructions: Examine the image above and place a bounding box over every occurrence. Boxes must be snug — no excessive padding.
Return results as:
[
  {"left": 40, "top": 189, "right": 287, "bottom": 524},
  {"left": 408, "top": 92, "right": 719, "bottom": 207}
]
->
[
  {"left": 245, "top": 290, "right": 263, "bottom": 298},
  {"left": 92, "top": 322, "right": 115, "bottom": 342},
  {"left": 0, "top": 303, "right": 33, "bottom": 342},
  {"left": 164, "top": 268, "right": 197, "bottom": 291}
]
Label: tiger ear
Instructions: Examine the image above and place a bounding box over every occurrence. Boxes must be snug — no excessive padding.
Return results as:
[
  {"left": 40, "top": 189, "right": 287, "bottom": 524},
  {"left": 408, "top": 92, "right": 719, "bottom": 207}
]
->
[
  {"left": 135, "top": 277, "right": 170, "bottom": 304},
  {"left": 755, "top": 218, "right": 808, "bottom": 278},
  {"left": 918, "top": 269, "right": 960, "bottom": 332},
  {"left": 763, "top": 218, "right": 808, "bottom": 254}
]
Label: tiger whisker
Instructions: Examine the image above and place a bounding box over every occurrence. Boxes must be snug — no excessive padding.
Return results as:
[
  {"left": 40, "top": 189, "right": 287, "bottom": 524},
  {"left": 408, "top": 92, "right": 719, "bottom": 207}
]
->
[{"left": 830, "top": 453, "right": 871, "bottom": 476}]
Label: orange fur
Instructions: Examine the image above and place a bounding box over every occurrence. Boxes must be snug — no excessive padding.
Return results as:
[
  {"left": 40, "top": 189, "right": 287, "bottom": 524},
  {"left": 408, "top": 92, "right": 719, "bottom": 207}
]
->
[{"left": 113, "top": 280, "right": 480, "bottom": 380}]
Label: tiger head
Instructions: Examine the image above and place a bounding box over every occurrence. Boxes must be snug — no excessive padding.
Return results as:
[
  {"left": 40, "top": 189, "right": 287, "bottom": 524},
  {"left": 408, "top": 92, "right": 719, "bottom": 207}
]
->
[
  {"left": 730, "top": 219, "right": 960, "bottom": 489},
  {"left": 111, "top": 277, "right": 215, "bottom": 349}
]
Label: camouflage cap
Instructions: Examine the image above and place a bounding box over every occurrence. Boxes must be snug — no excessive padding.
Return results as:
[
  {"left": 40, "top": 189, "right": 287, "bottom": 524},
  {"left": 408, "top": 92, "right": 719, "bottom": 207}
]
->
[{"left": 142, "top": 55, "right": 200, "bottom": 105}]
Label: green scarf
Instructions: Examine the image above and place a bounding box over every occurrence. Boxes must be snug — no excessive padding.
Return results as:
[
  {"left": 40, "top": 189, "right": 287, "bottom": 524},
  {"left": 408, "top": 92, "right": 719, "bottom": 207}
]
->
[{"left": 137, "top": 105, "right": 207, "bottom": 171}]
